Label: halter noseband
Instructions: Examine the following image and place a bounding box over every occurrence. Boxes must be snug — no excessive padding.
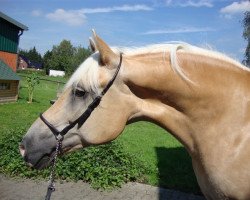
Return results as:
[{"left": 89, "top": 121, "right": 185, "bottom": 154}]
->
[{"left": 40, "top": 53, "right": 123, "bottom": 141}]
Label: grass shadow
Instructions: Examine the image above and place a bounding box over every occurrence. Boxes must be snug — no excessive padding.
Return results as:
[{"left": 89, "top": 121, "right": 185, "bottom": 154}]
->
[
  {"left": 31, "top": 98, "right": 41, "bottom": 103},
  {"left": 155, "top": 147, "right": 202, "bottom": 197}
]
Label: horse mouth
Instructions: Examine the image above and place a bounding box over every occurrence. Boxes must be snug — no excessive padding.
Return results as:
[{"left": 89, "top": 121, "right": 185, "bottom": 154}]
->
[{"left": 33, "top": 151, "right": 57, "bottom": 170}]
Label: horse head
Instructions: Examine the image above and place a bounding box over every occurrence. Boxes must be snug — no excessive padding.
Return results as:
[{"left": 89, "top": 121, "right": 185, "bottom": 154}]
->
[{"left": 19, "top": 31, "right": 140, "bottom": 169}]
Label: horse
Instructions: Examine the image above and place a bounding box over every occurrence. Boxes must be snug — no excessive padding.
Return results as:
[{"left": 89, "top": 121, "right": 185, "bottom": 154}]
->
[{"left": 19, "top": 31, "right": 250, "bottom": 200}]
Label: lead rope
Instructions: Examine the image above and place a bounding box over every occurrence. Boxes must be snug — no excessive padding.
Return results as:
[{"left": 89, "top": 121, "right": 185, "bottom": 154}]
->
[{"left": 45, "top": 138, "right": 62, "bottom": 200}]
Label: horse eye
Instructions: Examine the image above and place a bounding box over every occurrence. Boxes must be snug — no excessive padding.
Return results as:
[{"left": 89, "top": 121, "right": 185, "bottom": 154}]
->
[{"left": 74, "top": 89, "right": 86, "bottom": 97}]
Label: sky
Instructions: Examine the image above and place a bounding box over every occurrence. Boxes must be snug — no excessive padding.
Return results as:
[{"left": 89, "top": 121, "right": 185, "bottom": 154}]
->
[{"left": 1, "top": 0, "right": 250, "bottom": 62}]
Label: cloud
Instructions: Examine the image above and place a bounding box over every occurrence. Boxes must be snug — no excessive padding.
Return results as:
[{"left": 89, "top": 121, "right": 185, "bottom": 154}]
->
[
  {"left": 142, "top": 27, "right": 215, "bottom": 35},
  {"left": 31, "top": 10, "right": 42, "bottom": 17},
  {"left": 46, "top": 5, "right": 153, "bottom": 26},
  {"left": 46, "top": 9, "right": 86, "bottom": 26},
  {"left": 220, "top": 1, "right": 250, "bottom": 15},
  {"left": 166, "top": 0, "right": 213, "bottom": 8},
  {"left": 81, "top": 4, "right": 153, "bottom": 14},
  {"left": 179, "top": 0, "right": 213, "bottom": 8}
]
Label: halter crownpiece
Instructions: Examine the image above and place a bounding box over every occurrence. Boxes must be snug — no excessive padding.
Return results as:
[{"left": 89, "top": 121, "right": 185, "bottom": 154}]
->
[{"left": 40, "top": 53, "right": 123, "bottom": 141}]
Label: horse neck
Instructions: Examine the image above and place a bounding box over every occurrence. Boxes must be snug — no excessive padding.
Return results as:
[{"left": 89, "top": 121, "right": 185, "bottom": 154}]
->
[
  {"left": 122, "top": 51, "right": 250, "bottom": 154},
  {"left": 122, "top": 52, "right": 196, "bottom": 153}
]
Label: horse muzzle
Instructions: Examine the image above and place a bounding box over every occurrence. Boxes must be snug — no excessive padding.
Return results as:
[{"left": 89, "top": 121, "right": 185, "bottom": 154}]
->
[{"left": 19, "top": 137, "right": 56, "bottom": 170}]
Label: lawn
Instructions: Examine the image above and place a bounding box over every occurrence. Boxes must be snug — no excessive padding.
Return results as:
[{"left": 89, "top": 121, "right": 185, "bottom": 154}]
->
[
  {"left": 118, "top": 123, "right": 199, "bottom": 193},
  {"left": 0, "top": 73, "right": 200, "bottom": 194},
  {"left": 1, "top": 75, "right": 62, "bottom": 131}
]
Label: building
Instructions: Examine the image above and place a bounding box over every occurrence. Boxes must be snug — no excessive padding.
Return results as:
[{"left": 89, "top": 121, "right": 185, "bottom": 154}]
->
[
  {"left": 18, "top": 55, "right": 29, "bottom": 69},
  {"left": 18, "top": 54, "right": 43, "bottom": 70},
  {"left": 0, "top": 11, "right": 28, "bottom": 102},
  {"left": 0, "top": 60, "right": 20, "bottom": 102}
]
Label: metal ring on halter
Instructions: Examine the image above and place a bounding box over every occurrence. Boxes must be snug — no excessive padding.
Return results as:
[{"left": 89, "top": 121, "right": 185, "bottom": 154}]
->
[{"left": 55, "top": 134, "right": 64, "bottom": 142}]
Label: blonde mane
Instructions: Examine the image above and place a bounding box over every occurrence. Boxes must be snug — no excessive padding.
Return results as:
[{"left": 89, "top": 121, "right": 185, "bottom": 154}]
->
[
  {"left": 114, "top": 42, "right": 248, "bottom": 83},
  {"left": 65, "top": 42, "right": 248, "bottom": 92},
  {"left": 65, "top": 52, "right": 100, "bottom": 93}
]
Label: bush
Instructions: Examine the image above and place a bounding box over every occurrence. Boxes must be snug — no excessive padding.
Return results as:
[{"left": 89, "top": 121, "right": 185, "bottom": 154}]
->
[
  {"left": 17, "top": 69, "right": 46, "bottom": 76},
  {"left": 0, "top": 127, "right": 146, "bottom": 190},
  {"left": 26, "top": 73, "right": 40, "bottom": 103}
]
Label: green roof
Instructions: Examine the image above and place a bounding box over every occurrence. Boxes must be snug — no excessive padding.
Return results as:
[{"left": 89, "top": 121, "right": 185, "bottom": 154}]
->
[
  {"left": 0, "top": 60, "right": 20, "bottom": 80},
  {"left": 0, "top": 11, "right": 28, "bottom": 31}
]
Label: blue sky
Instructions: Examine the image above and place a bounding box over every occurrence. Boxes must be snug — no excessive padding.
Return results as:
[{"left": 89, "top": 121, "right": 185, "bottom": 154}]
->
[{"left": 1, "top": 0, "right": 250, "bottom": 62}]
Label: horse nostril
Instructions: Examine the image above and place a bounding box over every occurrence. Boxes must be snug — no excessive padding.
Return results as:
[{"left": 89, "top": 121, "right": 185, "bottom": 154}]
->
[{"left": 19, "top": 144, "right": 26, "bottom": 157}]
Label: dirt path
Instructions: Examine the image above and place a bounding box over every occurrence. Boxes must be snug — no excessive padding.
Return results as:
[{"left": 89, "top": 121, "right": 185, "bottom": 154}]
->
[{"left": 0, "top": 174, "right": 205, "bottom": 200}]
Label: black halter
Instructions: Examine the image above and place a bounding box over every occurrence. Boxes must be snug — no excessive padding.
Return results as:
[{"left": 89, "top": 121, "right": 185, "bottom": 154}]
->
[{"left": 40, "top": 53, "right": 123, "bottom": 141}]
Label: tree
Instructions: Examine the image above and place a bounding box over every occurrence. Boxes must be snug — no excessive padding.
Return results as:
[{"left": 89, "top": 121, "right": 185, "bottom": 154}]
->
[
  {"left": 45, "top": 40, "right": 91, "bottom": 75},
  {"left": 26, "top": 73, "right": 40, "bottom": 103},
  {"left": 18, "top": 49, "right": 28, "bottom": 57},
  {"left": 48, "top": 40, "right": 75, "bottom": 75},
  {"left": 243, "top": 11, "right": 250, "bottom": 67},
  {"left": 72, "top": 46, "right": 91, "bottom": 72},
  {"left": 43, "top": 50, "right": 53, "bottom": 74},
  {"left": 28, "top": 47, "right": 43, "bottom": 64}
]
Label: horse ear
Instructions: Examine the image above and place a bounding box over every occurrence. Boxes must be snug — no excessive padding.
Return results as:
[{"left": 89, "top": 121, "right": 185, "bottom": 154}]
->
[
  {"left": 92, "top": 30, "right": 119, "bottom": 68},
  {"left": 89, "top": 37, "right": 97, "bottom": 53}
]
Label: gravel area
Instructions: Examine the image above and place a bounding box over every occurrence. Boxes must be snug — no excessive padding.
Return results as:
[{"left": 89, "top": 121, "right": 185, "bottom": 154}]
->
[{"left": 0, "top": 174, "right": 205, "bottom": 200}]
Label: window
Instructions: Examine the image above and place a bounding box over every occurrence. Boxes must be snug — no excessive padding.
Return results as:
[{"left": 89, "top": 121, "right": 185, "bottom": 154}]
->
[{"left": 0, "top": 83, "right": 11, "bottom": 90}]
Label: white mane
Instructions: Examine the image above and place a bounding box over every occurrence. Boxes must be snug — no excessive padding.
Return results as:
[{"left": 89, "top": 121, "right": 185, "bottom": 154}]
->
[
  {"left": 114, "top": 42, "right": 248, "bottom": 83},
  {"left": 65, "top": 42, "right": 248, "bottom": 92},
  {"left": 65, "top": 52, "right": 100, "bottom": 93}
]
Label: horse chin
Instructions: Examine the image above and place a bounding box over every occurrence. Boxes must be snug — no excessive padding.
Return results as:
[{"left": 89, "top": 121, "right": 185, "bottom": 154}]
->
[{"left": 32, "top": 151, "right": 57, "bottom": 170}]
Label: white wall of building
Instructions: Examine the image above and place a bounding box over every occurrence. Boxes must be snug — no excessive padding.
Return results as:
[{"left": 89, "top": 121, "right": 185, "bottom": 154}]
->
[{"left": 49, "top": 70, "right": 65, "bottom": 77}]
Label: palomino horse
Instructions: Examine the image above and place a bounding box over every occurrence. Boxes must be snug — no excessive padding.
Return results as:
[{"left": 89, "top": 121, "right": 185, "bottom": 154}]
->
[{"left": 20, "top": 31, "right": 250, "bottom": 200}]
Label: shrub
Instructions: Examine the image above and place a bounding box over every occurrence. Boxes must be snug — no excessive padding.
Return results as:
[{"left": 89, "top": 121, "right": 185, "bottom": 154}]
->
[
  {"left": 26, "top": 73, "right": 40, "bottom": 103},
  {"left": 0, "top": 127, "right": 146, "bottom": 190},
  {"left": 17, "top": 69, "right": 46, "bottom": 76}
]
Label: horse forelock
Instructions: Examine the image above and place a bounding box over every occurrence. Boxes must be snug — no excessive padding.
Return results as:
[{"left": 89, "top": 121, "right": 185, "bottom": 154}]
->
[{"left": 65, "top": 53, "right": 100, "bottom": 94}]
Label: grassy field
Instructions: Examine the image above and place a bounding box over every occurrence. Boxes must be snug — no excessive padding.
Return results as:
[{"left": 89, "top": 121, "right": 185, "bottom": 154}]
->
[
  {"left": 1, "top": 75, "right": 63, "bottom": 131},
  {"left": 0, "top": 74, "right": 200, "bottom": 194}
]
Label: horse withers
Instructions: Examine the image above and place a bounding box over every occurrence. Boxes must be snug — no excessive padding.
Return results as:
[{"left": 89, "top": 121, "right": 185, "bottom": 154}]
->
[{"left": 20, "top": 31, "right": 250, "bottom": 200}]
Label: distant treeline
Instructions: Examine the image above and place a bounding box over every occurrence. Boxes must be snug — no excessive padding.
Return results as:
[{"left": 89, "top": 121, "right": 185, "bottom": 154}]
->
[{"left": 19, "top": 40, "right": 91, "bottom": 75}]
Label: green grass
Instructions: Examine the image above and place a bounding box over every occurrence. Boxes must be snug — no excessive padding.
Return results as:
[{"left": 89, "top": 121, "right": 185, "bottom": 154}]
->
[
  {"left": 0, "top": 75, "right": 200, "bottom": 194},
  {"left": 1, "top": 76, "right": 59, "bottom": 131},
  {"left": 18, "top": 72, "right": 68, "bottom": 83},
  {"left": 0, "top": 127, "right": 146, "bottom": 190},
  {"left": 117, "top": 123, "right": 199, "bottom": 193}
]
